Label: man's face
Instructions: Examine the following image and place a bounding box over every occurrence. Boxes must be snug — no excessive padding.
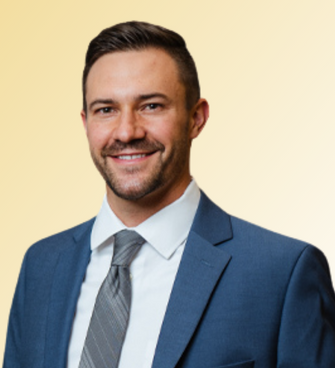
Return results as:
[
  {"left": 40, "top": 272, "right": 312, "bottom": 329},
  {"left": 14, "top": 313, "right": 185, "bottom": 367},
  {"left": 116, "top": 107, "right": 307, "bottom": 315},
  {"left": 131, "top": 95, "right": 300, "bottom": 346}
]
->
[{"left": 82, "top": 48, "right": 207, "bottom": 203}]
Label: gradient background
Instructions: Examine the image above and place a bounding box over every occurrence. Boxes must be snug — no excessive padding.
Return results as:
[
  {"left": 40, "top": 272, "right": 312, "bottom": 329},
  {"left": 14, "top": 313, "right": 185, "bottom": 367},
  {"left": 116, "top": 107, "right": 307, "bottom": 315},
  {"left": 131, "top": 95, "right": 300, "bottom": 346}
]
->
[{"left": 1, "top": 0, "right": 334, "bottom": 356}]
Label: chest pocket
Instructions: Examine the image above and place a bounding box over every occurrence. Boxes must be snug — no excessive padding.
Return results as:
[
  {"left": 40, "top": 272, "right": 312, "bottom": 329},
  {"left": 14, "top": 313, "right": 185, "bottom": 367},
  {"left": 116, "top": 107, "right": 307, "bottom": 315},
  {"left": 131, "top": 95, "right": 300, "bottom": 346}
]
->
[{"left": 212, "top": 361, "right": 254, "bottom": 368}]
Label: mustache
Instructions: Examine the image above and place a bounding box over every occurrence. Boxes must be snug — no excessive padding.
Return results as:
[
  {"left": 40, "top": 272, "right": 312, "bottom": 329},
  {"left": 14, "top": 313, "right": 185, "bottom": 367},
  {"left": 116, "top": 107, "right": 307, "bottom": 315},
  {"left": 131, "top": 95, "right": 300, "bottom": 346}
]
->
[{"left": 101, "top": 139, "right": 165, "bottom": 157}]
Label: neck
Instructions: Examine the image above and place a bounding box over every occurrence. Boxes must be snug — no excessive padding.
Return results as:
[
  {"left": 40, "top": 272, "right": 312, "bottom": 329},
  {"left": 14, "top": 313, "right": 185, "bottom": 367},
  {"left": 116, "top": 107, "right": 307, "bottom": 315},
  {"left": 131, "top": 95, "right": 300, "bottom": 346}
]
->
[{"left": 106, "top": 177, "right": 192, "bottom": 227}]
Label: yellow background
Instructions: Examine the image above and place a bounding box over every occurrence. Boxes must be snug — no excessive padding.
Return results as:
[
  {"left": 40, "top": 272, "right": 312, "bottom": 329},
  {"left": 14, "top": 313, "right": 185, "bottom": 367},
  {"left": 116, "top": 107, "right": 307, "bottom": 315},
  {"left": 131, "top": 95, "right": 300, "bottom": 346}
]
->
[{"left": 1, "top": 0, "right": 334, "bottom": 356}]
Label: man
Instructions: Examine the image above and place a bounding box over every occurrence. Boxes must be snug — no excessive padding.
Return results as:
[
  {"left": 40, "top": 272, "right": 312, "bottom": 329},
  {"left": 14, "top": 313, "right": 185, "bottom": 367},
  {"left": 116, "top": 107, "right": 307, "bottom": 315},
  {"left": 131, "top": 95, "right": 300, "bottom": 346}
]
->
[{"left": 3, "top": 21, "right": 335, "bottom": 368}]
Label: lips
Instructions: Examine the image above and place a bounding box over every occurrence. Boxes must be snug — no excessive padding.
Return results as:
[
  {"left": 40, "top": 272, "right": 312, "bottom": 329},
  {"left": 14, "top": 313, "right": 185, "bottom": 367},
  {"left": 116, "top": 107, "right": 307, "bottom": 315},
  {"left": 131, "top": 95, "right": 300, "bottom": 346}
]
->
[{"left": 101, "top": 140, "right": 165, "bottom": 158}]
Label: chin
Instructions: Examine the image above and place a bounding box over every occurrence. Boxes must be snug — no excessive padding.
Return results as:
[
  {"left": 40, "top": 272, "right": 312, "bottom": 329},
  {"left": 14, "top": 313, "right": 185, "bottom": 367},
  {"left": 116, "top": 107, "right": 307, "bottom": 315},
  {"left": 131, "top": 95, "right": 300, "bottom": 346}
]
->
[{"left": 107, "top": 176, "right": 164, "bottom": 201}]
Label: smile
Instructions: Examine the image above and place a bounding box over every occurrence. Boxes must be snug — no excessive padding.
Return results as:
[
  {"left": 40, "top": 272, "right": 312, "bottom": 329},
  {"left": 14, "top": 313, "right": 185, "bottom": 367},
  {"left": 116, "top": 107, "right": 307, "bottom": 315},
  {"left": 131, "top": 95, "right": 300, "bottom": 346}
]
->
[{"left": 116, "top": 153, "right": 149, "bottom": 160}]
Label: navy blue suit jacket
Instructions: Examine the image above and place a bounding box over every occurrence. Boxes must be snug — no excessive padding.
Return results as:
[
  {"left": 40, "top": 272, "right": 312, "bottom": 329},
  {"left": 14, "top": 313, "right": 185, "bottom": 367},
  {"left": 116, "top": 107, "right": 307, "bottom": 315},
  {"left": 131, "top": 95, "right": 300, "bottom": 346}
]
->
[{"left": 3, "top": 192, "right": 335, "bottom": 367}]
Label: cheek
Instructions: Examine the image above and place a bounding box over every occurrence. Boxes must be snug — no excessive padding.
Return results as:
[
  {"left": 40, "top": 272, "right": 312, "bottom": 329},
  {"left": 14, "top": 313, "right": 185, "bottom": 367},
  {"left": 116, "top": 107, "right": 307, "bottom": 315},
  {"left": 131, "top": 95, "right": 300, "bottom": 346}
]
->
[
  {"left": 86, "top": 124, "right": 112, "bottom": 149},
  {"left": 147, "top": 115, "right": 188, "bottom": 147}
]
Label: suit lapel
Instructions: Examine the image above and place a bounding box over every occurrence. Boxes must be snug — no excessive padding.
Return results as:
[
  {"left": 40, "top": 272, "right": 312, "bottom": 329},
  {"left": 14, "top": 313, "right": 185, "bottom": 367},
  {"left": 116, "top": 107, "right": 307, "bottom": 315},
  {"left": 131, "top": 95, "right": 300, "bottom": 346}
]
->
[
  {"left": 44, "top": 220, "right": 93, "bottom": 368},
  {"left": 152, "top": 193, "right": 233, "bottom": 368}
]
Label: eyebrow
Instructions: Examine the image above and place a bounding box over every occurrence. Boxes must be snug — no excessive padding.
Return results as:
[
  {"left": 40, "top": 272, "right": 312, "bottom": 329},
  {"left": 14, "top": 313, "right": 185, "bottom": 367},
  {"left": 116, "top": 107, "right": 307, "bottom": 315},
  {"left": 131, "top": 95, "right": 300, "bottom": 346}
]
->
[
  {"left": 88, "top": 99, "right": 115, "bottom": 111},
  {"left": 88, "top": 93, "right": 170, "bottom": 111},
  {"left": 136, "top": 93, "right": 169, "bottom": 101}
]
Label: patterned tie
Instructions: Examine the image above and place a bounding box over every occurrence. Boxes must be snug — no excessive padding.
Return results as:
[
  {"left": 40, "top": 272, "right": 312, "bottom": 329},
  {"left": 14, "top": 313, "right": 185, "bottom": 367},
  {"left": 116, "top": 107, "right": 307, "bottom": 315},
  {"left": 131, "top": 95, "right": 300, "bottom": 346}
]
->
[{"left": 79, "top": 230, "right": 145, "bottom": 368}]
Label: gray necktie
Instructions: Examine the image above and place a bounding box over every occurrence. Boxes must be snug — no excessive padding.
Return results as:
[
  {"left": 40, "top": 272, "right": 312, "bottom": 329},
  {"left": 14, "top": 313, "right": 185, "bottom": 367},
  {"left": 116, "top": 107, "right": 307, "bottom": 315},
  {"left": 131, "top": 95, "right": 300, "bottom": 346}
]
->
[{"left": 79, "top": 230, "right": 145, "bottom": 368}]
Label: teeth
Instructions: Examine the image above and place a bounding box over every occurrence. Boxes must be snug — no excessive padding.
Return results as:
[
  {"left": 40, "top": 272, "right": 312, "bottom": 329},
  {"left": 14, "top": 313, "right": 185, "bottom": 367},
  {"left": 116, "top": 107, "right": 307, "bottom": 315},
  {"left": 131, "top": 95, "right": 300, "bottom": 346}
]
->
[{"left": 118, "top": 154, "right": 147, "bottom": 160}]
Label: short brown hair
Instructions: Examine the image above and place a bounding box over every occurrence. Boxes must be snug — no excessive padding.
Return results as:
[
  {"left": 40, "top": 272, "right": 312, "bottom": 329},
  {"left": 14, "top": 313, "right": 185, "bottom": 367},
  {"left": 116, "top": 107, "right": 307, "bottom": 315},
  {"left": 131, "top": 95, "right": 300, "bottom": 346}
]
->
[{"left": 83, "top": 21, "right": 200, "bottom": 112}]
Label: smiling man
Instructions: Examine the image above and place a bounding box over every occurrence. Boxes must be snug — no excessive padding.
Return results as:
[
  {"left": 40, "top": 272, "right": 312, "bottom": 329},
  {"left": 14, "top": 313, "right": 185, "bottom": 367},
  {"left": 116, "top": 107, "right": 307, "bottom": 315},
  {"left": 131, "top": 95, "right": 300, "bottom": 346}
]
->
[
  {"left": 3, "top": 21, "right": 335, "bottom": 368},
  {"left": 83, "top": 48, "right": 208, "bottom": 225}
]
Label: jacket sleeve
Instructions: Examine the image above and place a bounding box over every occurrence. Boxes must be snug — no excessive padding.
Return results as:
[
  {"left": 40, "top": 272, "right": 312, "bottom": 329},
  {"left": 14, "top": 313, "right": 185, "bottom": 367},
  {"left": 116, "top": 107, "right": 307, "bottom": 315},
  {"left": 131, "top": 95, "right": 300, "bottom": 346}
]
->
[
  {"left": 277, "top": 245, "right": 335, "bottom": 367},
  {"left": 2, "top": 252, "right": 28, "bottom": 368}
]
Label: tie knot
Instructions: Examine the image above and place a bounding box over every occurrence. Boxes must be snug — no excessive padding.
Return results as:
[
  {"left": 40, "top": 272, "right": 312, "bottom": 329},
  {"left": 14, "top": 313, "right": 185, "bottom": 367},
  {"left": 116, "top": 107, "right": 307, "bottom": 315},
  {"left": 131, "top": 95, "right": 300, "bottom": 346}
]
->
[{"left": 112, "top": 230, "right": 145, "bottom": 267}]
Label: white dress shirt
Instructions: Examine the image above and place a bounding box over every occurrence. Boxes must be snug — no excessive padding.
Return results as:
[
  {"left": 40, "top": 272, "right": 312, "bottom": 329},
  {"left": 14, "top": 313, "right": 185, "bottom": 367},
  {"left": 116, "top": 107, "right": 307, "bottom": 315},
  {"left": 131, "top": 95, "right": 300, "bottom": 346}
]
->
[{"left": 67, "top": 181, "right": 201, "bottom": 368}]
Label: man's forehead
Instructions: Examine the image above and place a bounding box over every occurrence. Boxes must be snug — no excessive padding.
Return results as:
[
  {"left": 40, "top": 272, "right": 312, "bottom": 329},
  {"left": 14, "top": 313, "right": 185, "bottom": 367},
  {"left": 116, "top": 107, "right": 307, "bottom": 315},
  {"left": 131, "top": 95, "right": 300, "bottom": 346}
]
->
[
  {"left": 85, "top": 48, "right": 185, "bottom": 102},
  {"left": 88, "top": 48, "right": 179, "bottom": 80}
]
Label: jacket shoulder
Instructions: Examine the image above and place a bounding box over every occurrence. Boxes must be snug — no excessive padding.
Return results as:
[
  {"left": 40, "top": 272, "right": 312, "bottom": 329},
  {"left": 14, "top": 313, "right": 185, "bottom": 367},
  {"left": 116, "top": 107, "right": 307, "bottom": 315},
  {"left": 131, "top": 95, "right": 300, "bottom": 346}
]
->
[
  {"left": 26, "top": 218, "right": 95, "bottom": 257},
  {"left": 230, "top": 216, "right": 310, "bottom": 250},
  {"left": 225, "top": 215, "right": 330, "bottom": 282},
  {"left": 230, "top": 215, "right": 310, "bottom": 252},
  {"left": 198, "top": 191, "right": 311, "bottom": 257}
]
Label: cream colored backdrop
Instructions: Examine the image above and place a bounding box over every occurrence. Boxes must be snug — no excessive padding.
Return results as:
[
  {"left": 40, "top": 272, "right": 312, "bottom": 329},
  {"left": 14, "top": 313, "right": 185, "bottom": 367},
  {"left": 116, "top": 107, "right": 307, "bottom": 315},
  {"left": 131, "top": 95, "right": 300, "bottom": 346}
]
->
[{"left": 1, "top": 0, "right": 334, "bottom": 357}]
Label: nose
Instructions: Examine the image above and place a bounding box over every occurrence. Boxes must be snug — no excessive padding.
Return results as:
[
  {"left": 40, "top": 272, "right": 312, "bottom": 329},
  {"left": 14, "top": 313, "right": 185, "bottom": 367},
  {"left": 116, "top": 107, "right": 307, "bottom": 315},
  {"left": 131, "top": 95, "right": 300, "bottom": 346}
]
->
[{"left": 112, "top": 109, "right": 145, "bottom": 143}]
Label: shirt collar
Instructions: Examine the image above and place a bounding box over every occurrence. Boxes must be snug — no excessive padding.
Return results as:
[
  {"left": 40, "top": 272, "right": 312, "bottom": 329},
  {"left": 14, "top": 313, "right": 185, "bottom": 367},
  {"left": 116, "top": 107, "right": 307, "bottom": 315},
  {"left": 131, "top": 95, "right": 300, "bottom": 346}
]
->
[{"left": 91, "top": 180, "right": 201, "bottom": 259}]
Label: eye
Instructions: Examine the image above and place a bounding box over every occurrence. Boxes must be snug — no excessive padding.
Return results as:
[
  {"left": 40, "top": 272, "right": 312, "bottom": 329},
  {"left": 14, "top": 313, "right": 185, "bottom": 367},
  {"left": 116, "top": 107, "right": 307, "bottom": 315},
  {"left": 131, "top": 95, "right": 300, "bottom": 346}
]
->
[
  {"left": 98, "top": 107, "right": 113, "bottom": 114},
  {"left": 145, "top": 103, "right": 162, "bottom": 111}
]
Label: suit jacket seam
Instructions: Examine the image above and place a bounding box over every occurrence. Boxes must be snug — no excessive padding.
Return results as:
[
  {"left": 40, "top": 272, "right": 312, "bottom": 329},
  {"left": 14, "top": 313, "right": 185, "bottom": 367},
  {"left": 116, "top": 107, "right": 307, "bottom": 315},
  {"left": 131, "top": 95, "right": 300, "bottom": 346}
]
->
[
  {"left": 275, "top": 243, "right": 311, "bottom": 365},
  {"left": 43, "top": 250, "right": 62, "bottom": 368}
]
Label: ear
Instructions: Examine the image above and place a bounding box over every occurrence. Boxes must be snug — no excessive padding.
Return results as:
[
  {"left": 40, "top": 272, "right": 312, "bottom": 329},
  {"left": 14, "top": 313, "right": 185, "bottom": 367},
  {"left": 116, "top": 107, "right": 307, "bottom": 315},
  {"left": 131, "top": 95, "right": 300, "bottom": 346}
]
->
[
  {"left": 189, "top": 98, "right": 209, "bottom": 140},
  {"left": 81, "top": 110, "right": 88, "bottom": 134}
]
